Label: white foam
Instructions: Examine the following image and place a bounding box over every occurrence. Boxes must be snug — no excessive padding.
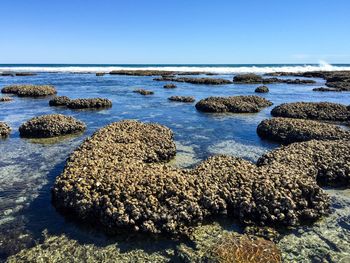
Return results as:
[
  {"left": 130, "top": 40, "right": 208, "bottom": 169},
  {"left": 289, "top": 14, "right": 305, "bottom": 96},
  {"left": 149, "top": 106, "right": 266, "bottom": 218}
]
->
[{"left": 1, "top": 62, "right": 350, "bottom": 74}]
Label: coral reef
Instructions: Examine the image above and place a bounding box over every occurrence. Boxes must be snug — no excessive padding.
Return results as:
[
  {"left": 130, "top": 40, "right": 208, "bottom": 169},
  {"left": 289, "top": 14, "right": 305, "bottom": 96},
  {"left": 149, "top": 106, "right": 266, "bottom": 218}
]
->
[
  {"left": 168, "top": 96, "right": 195, "bottom": 103},
  {"left": 1, "top": 85, "right": 56, "bottom": 97}
]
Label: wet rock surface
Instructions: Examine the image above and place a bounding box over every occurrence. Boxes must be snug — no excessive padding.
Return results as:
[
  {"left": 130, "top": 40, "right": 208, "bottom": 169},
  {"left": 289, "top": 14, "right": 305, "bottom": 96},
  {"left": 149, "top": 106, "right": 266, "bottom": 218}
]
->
[
  {"left": 67, "top": 98, "right": 112, "bottom": 109},
  {"left": 19, "top": 114, "right": 86, "bottom": 138},
  {"left": 195, "top": 95, "right": 273, "bottom": 113},
  {"left": 257, "top": 118, "right": 350, "bottom": 144},
  {"left": 0, "top": 122, "right": 11, "bottom": 137},
  {"left": 312, "top": 87, "right": 342, "bottom": 92},
  {"left": 109, "top": 70, "right": 206, "bottom": 76},
  {"left": 133, "top": 89, "right": 154, "bottom": 95},
  {"left": 233, "top": 73, "right": 316, "bottom": 84},
  {"left": 271, "top": 102, "right": 350, "bottom": 122},
  {"left": 49, "top": 96, "right": 71, "bottom": 106},
  {"left": 0, "top": 72, "right": 37, "bottom": 77},
  {"left": 163, "top": 83, "right": 177, "bottom": 89},
  {"left": 52, "top": 120, "right": 330, "bottom": 237},
  {"left": 168, "top": 96, "right": 195, "bottom": 103},
  {"left": 258, "top": 140, "right": 350, "bottom": 187},
  {"left": 96, "top": 72, "right": 106, "bottom": 76},
  {"left": 0, "top": 97, "right": 13, "bottom": 102},
  {"left": 1, "top": 85, "right": 57, "bottom": 97},
  {"left": 255, "top": 85, "right": 269, "bottom": 93}
]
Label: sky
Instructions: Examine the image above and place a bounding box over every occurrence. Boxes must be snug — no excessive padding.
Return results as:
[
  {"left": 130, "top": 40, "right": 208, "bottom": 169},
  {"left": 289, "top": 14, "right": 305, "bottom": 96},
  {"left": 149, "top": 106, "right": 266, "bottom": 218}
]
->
[{"left": 1, "top": 0, "right": 350, "bottom": 64}]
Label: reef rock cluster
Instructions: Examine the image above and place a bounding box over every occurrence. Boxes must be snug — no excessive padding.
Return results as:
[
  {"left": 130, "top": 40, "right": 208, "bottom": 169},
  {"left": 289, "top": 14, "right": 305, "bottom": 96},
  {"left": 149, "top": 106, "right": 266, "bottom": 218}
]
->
[
  {"left": 133, "top": 89, "right": 154, "bottom": 95},
  {"left": 49, "top": 96, "right": 112, "bottom": 109},
  {"left": 52, "top": 120, "right": 334, "bottom": 237},
  {"left": 19, "top": 114, "right": 86, "bottom": 138},
  {"left": 0, "top": 122, "right": 11, "bottom": 137},
  {"left": 1, "top": 84, "right": 57, "bottom": 97},
  {"left": 257, "top": 117, "right": 350, "bottom": 144},
  {"left": 168, "top": 96, "right": 195, "bottom": 103},
  {"left": 195, "top": 95, "right": 273, "bottom": 113}
]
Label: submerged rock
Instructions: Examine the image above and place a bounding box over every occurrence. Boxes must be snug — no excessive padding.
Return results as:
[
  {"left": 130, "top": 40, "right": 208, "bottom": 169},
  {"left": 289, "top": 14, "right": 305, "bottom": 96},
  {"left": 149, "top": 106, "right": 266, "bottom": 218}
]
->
[
  {"left": 258, "top": 140, "right": 350, "bottom": 187},
  {"left": 168, "top": 96, "right": 195, "bottom": 103},
  {"left": 255, "top": 85, "right": 269, "bottom": 93},
  {"left": 1, "top": 85, "right": 56, "bottom": 97},
  {"left": 312, "top": 87, "right": 342, "bottom": 92},
  {"left": 0, "top": 96, "right": 13, "bottom": 102},
  {"left": 52, "top": 120, "right": 330, "bottom": 237},
  {"left": 0, "top": 122, "right": 11, "bottom": 137},
  {"left": 133, "top": 89, "right": 154, "bottom": 95},
  {"left": 203, "top": 233, "right": 282, "bottom": 263},
  {"left": 271, "top": 102, "right": 350, "bottom": 122},
  {"left": 49, "top": 96, "right": 71, "bottom": 106},
  {"left": 96, "top": 72, "right": 106, "bottom": 76},
  {"left": 163, "top": 83, "right": 177, "bottom": 89},
  {"left": 195, "top": 95, "right": 273, "bottom": 113},
  {"left": 67, "top": 98, "right": 112, "bottom": 109},
  {"left": 19, "top": 114, "right": 86, "bottom": 138},
  {"left": 257, "top": 118, "right": 350, "bottom": 144}
]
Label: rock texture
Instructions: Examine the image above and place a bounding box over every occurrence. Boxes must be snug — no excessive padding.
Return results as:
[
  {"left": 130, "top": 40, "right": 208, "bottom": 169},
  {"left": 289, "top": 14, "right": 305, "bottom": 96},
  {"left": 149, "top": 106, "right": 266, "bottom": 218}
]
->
[
  {"left": 204, "top": 233, "right": 282, "bottom": 263},
  {"left": 195, "top": 96, "right": 273, "bottom": 113},
  {"left": 0, "top": 122, "right": 11, "bottom": 137},
  {"left": 258, "top": 140, "right": 350, "bottom": 187},
  {"left": 1, "top": 85, "right": 56, "bottom": 97},
  {"left": 155, "top": 77, "right": 232, "bottom": 85},
  {"left": 168, "top": 96, "right": 195, "bottom": 103},
  {"left": 255, "top": 85, "right": 269, "bottom": 93},
  {"left": 233, "top": 74, "right": 315, "bottom": 84},
  {"left": 19, "top": 114, "right": 86, "bottom": 138},
  {"left": 312, "top": 87, "right": 341, "bottom": 92},
  {"left": 271, "top": 102, "right": 350, "bottom": 122},
  {"left": 67, "top": 98, "right": 112, "bottom": 109},
  {"left": 133, "top": 89, "right": 154, "bottom": 95},
  {"left": 257, "top": 118, "right": 350, "bottom": 144},
  {"left": 163, "top": 84, "right": 177, "bottom": 89},
  {"left": 49, "top": 96, "right": 71, "bottom": 107},
  {"left": 0, "top": 96, "right": 13, "bottom": 102},
  {"left": 52, "top": 120, "right": 331, "bottom": 237}
]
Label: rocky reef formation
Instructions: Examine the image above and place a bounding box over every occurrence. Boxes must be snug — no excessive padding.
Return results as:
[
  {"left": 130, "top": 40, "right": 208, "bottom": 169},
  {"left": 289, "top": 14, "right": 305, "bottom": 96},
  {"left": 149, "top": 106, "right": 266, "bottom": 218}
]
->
[
  {"left": 163, "top": 83, "right": 177, "bottom": 89},
  {"left": 168, "top": 96, "right": 195, "bottom": 103},
  {"left": 312, "top": 87, "right": 341, "bottom": 92},
  {"left": 257, "top": 118, "right": 350, "bottom": 144},
  {"left": 1, "top": 84, "right": 57, "bottom": 97},
  {"left": 96, "top": 72, "right": 106, "bottom": 76},
  {"left": 155, "top": 77, "right": 232, "bottom": 85},
  {"left": 195, "top": 95, "right": 273, "bottom": 113},
  {"left": 19, "top": 114, "right": 86, "bottom": 138},
  {"left": 258, "top": 140, "right": 350, "bottom": 187},
  {"left": 0, "top": 96, "right": 13, "bottom": 102},
  {"left": 67, "top": 98, "right": 112, "bottom": 109},
  {"left": 49, "top": 96, "right": 71, "bottom": 106},
  {"left": 203, "top": 233, "right": 282, "bottom": 263},
  {"left": 271, "top": 102, "right": 350, "bottom": 122},
  {"left": 52, "top": 120, "right": 331, "bottom": 237},
  {"left": 133, "top": 89, "right": 154, "bottom": 95},
  {"left": 0, "top": 122, "right": 11, "bottom": 137},
  {"left": 233, "top": 73, "right": 315, "bottom": 84},
  {"left": 255, "top": 85, "right": 269, "bottom": 93},
  {"left": 0, "top": 72, "right": 37, "bottom": 77},
  {"left": 109, "top": 70, "right": 206, "bottom": 76}
]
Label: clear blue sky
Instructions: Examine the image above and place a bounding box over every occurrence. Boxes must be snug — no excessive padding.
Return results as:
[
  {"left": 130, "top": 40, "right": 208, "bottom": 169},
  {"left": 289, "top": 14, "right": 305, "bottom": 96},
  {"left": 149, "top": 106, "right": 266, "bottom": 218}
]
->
[{"left": 1, "top": 0, "right": 349, "bottom": 64}]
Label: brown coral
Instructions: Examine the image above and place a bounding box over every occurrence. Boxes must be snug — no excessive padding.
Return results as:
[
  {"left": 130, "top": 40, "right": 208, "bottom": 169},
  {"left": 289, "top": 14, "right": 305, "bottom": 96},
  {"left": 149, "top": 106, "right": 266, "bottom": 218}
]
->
[{"left": 1, "top": 84, "right": 56, "bottom": 97}]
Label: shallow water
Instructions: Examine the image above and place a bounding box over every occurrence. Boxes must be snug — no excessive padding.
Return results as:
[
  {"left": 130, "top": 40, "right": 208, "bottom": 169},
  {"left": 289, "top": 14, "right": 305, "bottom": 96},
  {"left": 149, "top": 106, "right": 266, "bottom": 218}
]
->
[{"left": 0, "top": 72, "right": 349, "bottom": 262}]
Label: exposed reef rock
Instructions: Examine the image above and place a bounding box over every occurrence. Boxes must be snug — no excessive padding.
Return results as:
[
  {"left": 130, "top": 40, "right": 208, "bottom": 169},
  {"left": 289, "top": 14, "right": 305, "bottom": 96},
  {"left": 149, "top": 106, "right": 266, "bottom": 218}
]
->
[
  {"left": 255, "top": 85, "right": 269, "bottom": 93},
  {"left": 133, "top": 89, "right": 154, "bottom": 95},
  {"left": 1, "top": 84, "right": 57, "bottom": 97},
  {"left": 203, "top": 233, "right": 282, "bottom": 263},
  {"left": 0, "top": 122, "right": 11, "bottom": 137},
  {"left": 0, "top": 96, "right": 13, "bottom": 102},
  {"left": 258, "top": 140, "right": 350, "bottom": 187},
  {"left": 312, "top": 87, "right": 341, "bottom": 92},
  {"left": 163, "top": 83, "right": 177, "bottom": 89},
  {"left": 19, "top": 114, "right": 86, "bottom": 138},
  {"left": 195, "top": 95, "right": 273, "bottom": 113},
  {"left": 96, "top": 72, "right": 106, "bottom": 76},
  {"left": 67, "top": 98, "right": 112, "bottom": 109},
  {"left": 109, "top": 70, "right": 206, "bottom": 76},
  {"left": 0, "top": 72, "right": 37, "bottom": 77},
  {"left": 233, "top": 73, "right": 315, "bottom": 84},
  {"left": 271, "top": 102, "right": 350, "bottom": 122},
  {"left": 49, "top": 96, "right": 71, "bottom": 106},
  {"left": 168, "top": 96, "right": 195, "bottom": 103},
  {"left": 155, "top": 77, "right": 232, "bottom": 85},
  {"left": 257, "top": 118, "right": 350, "bottom": 144},
  {"left": 52, "top": 120, "right": 330, "bottom": 237}
]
